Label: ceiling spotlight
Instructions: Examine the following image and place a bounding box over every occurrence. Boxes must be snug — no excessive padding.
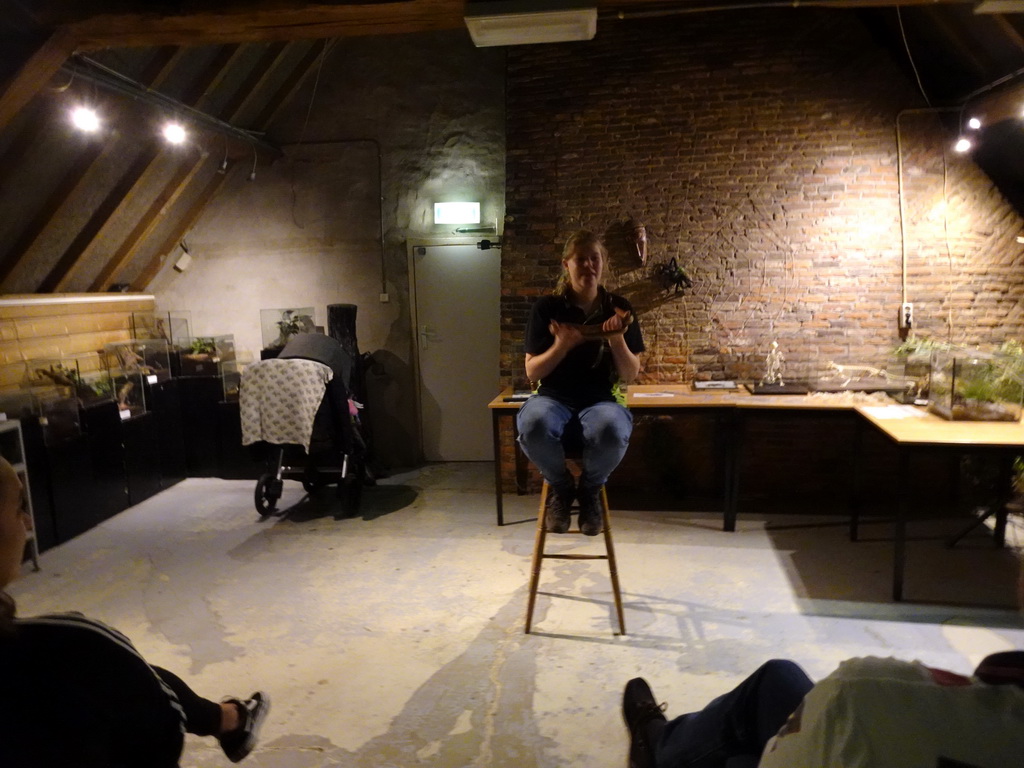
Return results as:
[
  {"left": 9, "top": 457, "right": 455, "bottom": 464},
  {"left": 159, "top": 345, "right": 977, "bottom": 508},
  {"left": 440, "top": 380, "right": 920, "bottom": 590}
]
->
[
  {"left": 162, "top": 122, "right": 187, "bottom": 144},
  {"left": 954, "top": 137, "right": 972, "bottom": 153},
  {"left": 967, "top": 117, "right": 982, "bottom": 130},
  {"left": 70, "top": 106, "right": 100, "bottom": 132}
]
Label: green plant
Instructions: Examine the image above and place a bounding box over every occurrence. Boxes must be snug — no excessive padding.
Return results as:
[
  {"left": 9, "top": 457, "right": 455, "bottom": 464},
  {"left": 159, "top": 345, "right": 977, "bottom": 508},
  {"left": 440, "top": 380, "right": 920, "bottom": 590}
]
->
[
  {"left": 277, "top": 310, "right": 307, "bottom": 339},
  {"left": 189, "top": 337, "right": 216, "bottom": 355}
]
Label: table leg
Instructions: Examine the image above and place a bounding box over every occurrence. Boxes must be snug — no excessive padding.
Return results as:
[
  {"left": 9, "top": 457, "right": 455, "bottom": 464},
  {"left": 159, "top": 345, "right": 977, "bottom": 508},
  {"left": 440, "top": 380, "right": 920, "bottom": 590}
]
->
[
  {"left": 724, "top": 409, "right": 741, "bottom": 532},
  {"left": 492, "top": 410, "right": 504, "bottom": 526},
  {"left": 513, "top": 416, "right": 526, "bottom": 494},
  {"left": 849, "top": 413, "right": 864, "bottom": 542},
  {"left": 894, "top": 446, "right": 909, "bottom": 602}
]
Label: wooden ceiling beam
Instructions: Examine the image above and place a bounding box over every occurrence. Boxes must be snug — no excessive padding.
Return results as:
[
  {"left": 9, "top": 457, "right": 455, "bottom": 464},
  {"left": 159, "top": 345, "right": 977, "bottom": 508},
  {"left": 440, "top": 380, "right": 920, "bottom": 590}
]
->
[
  {"left": 90, "top": 151, "right": 210, "bottom": 291},
  {"left": 39, "top": 143, "right": 163, "bottom": 292},
  {"left": 0, "top": 28, "right": 78, "bottom": 131},
  {"left": 0, "top": 139, "right": 110, "bottom": 290},
  {"left": 220, "top": 41, "right": 290, "bottom": 124},
  {"left": 63, "top": 1, "right": 467, "bottom": 50},
  {"left": 253, "top": 39, "right": 326, "bottom": 131},
  {"left": 132, "top": 161, "right": 236, "bottom": 290},
  {"left": 187, "top": 44, "right": 248, "bottom": 112}
]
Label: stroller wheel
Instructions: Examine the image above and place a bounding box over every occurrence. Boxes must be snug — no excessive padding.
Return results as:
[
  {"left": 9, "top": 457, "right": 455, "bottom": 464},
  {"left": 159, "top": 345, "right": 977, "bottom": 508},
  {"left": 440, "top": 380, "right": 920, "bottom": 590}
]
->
[{"left": 255, "top": 474, "right": 281, "bottom": 516}]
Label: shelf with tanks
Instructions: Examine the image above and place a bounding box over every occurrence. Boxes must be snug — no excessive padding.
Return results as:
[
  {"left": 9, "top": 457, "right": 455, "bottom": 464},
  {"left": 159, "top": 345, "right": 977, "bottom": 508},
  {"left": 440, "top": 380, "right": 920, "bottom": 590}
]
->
[
  {"left": 20, "top": 353, "right": 113, "bottom": 443},
  {"left": 260, "top": 307, "right": 317, "bottom": 359}
]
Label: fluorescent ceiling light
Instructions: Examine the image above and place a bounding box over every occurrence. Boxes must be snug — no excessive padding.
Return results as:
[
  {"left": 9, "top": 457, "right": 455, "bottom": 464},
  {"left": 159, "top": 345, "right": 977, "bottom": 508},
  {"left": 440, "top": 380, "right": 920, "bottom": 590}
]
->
[
  {"left": 434, "top": 202, "right": 481, "bottom": 224},
  {"left": 465, "top": 2, "right": 597, "bottom": 47}
]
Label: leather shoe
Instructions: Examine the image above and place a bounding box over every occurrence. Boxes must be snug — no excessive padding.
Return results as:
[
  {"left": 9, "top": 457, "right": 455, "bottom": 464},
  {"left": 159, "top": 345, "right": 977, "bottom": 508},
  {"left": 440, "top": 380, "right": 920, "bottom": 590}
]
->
[
  {"left": 577, "top": 484, "right": 603, "bottom": 536},
  {"left": 544, "top": 486, "right": 573, "bottom": 533},
  {"left": 622, "top": 678, "right": 666, "bottom": 768}
]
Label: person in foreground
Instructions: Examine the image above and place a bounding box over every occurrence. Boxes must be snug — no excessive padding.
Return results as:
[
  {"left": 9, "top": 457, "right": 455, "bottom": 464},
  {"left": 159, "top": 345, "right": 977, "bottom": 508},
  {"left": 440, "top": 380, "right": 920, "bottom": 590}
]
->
[
  {"left": 623, "top": 654, "right": 1024, "bottom": 768},
  {"left": 517, "top": 229, "right": 645, "bottom": 536},
  {"left": 0, "top": 457, "right": 269, "bottom": 767}
]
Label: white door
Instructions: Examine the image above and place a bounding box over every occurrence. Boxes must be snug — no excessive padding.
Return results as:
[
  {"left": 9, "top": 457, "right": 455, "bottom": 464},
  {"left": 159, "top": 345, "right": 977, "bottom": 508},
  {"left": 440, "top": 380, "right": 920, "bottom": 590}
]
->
[{"left": 413, "top": 243, "right": 500, "bottom": 461}]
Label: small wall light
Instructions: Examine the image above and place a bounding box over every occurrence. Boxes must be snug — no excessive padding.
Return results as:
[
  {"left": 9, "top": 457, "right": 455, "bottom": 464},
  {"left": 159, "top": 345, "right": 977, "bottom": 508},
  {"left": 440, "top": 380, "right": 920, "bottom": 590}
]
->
[
  {"left": 162, "top": 122, "right": 187, "bottom": 144},
  {"left": 70, "top": 106, "right": 100, "bottom": 132},
  {"left": 434, "top": 202, "right": 481, "bottom": 225}
]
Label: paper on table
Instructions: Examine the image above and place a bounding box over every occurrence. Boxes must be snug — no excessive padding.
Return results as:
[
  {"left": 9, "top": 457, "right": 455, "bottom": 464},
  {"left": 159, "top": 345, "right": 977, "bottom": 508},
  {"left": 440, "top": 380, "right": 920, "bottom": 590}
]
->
[
  {"left": 860, "top": 405, "right": 927, "bottom": 419},
  {"left": 631, "top": 392, "right": 676, "bottom": 398}
]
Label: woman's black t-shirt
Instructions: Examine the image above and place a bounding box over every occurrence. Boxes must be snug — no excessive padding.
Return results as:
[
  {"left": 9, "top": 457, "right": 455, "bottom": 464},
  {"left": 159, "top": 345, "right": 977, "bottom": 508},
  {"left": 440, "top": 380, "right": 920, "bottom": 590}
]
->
[{"left": 524, "top": 288, "right": 644, "bottom": 409}]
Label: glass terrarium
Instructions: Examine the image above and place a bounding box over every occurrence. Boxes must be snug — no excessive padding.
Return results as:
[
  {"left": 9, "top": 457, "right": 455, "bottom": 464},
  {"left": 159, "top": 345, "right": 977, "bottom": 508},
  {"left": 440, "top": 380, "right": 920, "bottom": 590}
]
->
[
  {"left": 0, "top": 390, "right": 81, "bottom": 445},
  {"left": 927, "top": 349, "right": 1023, "bottom": 421},
  {"left": 104, "top": 339, "right": 172, "bottom": 384},
  {"left": 221, "top": 359, "right": 242, "bottom": 402},
  {"left": 260, "top": 307, "right": 316, "bottom": 352},
  {"left": 131, "top": 310, "right": 191, "bottom": 348},
  {"left": 811, "top": 357, "right": 921, "bottom": 398},
  {"left": 178, "top": 335, "right": 236, "bottom": 376},
  {"left": 23, "top": 354, "right": 113, "bottom": 409}
]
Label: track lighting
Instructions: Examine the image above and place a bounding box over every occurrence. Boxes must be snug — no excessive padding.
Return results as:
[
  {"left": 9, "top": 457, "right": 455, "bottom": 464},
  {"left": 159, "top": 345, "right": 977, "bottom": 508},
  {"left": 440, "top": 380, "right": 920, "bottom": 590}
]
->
[
  {"left": 954, "top": 137, "right": 972, "bottom": 153},
  {"left": 163, "top": 122, "right": 187, "bottom": 144},
  {"left": 967, "top": 117, "right": 982, "bottom": 130},
  {"left": 70, "top": 106, "right": 100, "bottom": 132}
]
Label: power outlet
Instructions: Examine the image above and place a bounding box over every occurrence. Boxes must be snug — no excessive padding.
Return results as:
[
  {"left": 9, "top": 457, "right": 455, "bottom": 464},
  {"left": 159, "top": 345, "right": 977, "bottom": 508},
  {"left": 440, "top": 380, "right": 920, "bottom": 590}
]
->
[
  {"left": 899, "top": 302, "right": 913, "bottom": 329},
  {"left": 379, "top": 293, "right": 390, "bottom": 304}
]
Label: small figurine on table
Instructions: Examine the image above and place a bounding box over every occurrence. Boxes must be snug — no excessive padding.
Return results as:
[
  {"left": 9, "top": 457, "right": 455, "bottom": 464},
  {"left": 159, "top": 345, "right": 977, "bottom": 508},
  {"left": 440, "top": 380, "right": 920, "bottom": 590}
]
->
[{"left": 760, "top": 340, "right": 785, "bottom": 387}]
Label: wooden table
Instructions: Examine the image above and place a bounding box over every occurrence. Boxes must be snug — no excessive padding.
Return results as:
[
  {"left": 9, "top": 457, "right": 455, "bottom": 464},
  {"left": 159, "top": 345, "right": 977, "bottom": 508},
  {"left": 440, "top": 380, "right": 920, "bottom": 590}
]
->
[{"left": 854, "top": 403, "right": 1024, "bottom": 600}]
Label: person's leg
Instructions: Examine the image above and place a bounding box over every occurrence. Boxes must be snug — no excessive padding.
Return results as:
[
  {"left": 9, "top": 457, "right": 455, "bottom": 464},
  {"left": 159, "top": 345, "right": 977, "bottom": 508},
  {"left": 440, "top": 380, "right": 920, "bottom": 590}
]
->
[
  {"left": 153, "top": 666, "right": 223, "bottom": 736},
  {"left": 577, "top": 401, "right": 633, "bottom": 488},
  {"left": 154, "top": 666, "right": 270, "bottom": 764},
  {"left": 655, "top": 660, "right": 814, "bottom": 768},
  {"left": 575, "top": 401, "right": 632, "bottom": 534},
  {"left": 516, "top": 395, "right": 575, "bottom": 494}
]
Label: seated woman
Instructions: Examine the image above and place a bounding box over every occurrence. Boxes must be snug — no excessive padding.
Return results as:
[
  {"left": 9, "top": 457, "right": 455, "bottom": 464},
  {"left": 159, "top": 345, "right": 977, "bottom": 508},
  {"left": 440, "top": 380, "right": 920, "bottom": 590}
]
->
[
  {"left": 517, "top": 229, "right": 645, "bottom": 535},
  {"left": 0, "top": 457, "right": 269, "bottom": 767}
]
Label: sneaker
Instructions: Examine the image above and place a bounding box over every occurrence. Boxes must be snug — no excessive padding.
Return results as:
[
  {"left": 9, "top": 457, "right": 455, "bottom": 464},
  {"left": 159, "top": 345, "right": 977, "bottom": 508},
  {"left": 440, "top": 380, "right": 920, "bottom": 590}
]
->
[
  {"left": 545, "top": 485, "right": 573, "bottom": 534},
  {"left": 577, "top": 484, "right": 603, "bottom": 536},
  {"left": 219, "top": 691, "right": 270, "bottom": 763},
  {"left": 622, "top": 678, "right": 667, "bottom": 768}
]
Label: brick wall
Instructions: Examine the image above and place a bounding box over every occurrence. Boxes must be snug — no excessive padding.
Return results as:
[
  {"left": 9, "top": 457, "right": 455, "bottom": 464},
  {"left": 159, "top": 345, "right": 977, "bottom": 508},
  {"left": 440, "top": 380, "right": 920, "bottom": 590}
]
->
[{"left": 498, "top": 10, "right": 1024, "bottom": 501}]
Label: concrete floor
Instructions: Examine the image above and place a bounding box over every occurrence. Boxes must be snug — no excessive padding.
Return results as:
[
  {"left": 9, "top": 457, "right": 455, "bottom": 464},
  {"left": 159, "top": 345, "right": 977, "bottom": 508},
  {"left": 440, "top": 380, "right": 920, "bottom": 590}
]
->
[{"left": 10, "top": 462, "right": 1024, "bottom": 768}]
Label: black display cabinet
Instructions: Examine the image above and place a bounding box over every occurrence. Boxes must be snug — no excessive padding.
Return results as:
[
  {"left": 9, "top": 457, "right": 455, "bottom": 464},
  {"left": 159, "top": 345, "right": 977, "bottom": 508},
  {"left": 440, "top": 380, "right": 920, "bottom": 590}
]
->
[{"left": 177, "top": 375, "right": 223, "bottom": 477}]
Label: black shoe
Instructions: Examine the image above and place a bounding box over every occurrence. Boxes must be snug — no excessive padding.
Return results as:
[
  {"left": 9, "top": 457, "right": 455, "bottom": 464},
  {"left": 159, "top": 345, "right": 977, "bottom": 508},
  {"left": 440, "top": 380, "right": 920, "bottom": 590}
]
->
[
  {"left": 545, "top": 485, "right": 573, "bottom": 533},
  {"left": 622, "top": 678, "right": 667, "bottom": 768},
  {"left": 219, "top": 691, "right": 270, "bottom": 763},
  {"left": 577, "top": 484, "right": 603, "bottom": 536}
]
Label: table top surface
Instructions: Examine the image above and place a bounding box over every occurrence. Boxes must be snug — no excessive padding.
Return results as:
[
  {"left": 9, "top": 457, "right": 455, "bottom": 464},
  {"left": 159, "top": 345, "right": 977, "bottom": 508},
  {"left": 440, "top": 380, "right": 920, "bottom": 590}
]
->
[
  {"left": 489, "top": 385, "right": 871, "bottom": 411},
  {"left": 855, "top": 403, "right": 1024, "bottom": 447}
]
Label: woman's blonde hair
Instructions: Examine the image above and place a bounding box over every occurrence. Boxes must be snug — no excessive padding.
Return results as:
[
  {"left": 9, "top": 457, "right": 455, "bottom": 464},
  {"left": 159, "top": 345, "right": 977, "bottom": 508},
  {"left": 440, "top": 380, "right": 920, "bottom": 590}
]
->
[{"left": 554, "top": 230, "right": 607, "bottom": 296}]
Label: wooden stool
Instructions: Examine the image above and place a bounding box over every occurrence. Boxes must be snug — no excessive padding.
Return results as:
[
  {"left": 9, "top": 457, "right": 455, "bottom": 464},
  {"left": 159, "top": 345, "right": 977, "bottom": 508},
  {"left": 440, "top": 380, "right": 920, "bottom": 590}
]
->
[{"left": 525, "top": 480, "right": 626, "bottom": 634}]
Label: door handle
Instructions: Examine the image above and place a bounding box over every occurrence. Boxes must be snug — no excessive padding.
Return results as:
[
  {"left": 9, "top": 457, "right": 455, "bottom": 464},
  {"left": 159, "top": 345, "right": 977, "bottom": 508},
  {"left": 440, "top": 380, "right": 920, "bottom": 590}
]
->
[{"left": 419, "top": 324, "right": 440, "bottom": 349}]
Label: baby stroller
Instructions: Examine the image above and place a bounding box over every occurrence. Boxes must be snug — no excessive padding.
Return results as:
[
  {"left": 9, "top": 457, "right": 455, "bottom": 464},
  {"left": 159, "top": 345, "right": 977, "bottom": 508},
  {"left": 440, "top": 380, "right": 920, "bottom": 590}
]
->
[{"left": 240, "top": 333, "right": 367, "bottom": 518}]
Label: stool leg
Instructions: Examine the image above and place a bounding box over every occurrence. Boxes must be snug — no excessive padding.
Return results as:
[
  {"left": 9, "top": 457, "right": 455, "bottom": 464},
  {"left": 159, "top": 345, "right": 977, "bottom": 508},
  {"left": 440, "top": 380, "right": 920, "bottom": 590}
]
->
[
  {"left": 601, "top": 486, "right": 626, "bottom": 635},
  {"left": 525, "top": 482, "right": 549, "bottom": 633}
]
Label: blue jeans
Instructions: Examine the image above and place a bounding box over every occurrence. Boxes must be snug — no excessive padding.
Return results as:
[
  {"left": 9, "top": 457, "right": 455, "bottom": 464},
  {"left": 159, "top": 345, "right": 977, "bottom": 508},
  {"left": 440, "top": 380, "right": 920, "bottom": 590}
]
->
[
  {"left": 515, "top": 395, "right": 633, "bottom": 493},
  {"left": 655, "top": 660, "right": 814, "bottom": 768}
]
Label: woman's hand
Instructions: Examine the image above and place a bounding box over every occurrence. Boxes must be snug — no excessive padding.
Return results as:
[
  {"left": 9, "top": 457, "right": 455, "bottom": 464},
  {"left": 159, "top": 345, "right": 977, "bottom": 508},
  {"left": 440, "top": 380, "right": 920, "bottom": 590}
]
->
[{"left": 549, "top": 320, "right": 585, "bottom": 350}]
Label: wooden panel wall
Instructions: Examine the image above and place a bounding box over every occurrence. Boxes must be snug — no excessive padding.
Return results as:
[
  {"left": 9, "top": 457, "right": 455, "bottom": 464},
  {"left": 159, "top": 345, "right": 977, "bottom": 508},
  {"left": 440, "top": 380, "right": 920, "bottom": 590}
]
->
[{"left": 0, "top": 294, "right": 155, "bottom": 391}]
